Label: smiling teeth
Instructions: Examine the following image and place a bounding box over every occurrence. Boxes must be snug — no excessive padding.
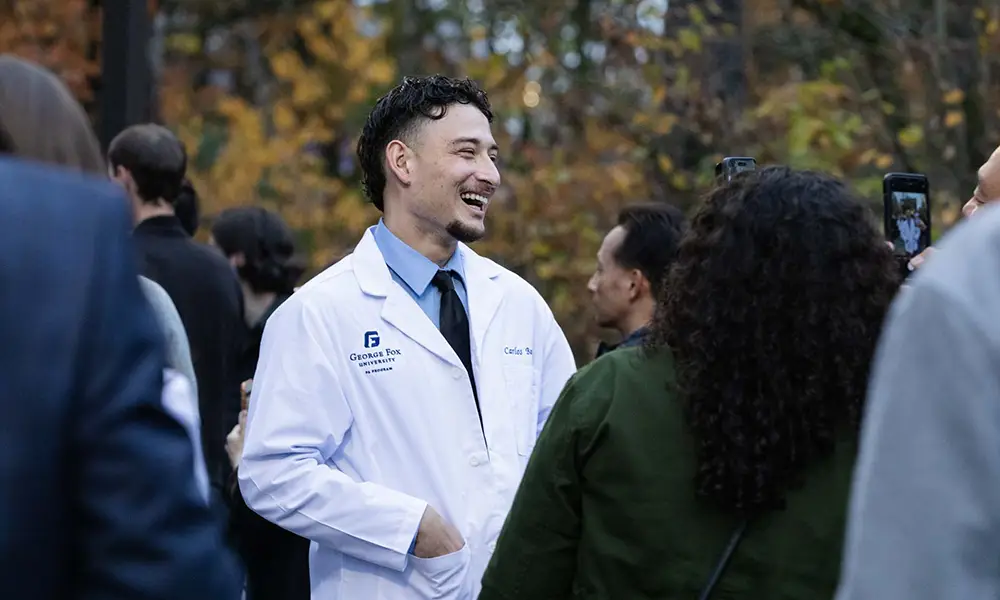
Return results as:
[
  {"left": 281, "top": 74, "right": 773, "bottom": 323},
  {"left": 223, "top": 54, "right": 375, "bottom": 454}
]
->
[{"left": 461, "top": 193, "right": 489, "bottom": 205}]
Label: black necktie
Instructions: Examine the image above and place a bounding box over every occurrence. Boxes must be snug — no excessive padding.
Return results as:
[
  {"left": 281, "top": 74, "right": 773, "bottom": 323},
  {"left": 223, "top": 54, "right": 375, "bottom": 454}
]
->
[{"left": 431, "top": 270, "right": 482, "bottom": 426}]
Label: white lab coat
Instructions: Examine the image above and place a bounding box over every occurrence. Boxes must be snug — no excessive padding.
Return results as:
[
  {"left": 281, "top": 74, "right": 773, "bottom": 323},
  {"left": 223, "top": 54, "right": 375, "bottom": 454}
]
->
[{"left": 239, "top": 229, "right": 576, "bottom": 600}]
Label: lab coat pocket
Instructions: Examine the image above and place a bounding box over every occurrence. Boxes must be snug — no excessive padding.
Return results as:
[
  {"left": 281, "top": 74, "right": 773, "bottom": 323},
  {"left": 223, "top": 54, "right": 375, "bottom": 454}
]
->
[
  {"left": 503, "top": 364, "right": 538, "bottom": 457},
  {"left": 408, "top": 543, "right": 472, "bottom": 599}
]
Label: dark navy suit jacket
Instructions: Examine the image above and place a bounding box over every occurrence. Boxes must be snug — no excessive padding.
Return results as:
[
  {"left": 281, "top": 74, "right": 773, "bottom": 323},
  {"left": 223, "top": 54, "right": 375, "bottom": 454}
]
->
[{"left": 0, "top": 159, "right": 241, "bottom": 600}]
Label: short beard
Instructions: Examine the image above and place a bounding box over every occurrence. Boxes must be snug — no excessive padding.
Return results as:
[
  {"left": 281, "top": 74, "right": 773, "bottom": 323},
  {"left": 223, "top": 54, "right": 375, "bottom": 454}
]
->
[{"left": 446, "top": 220, "right": 485, "bottom": 244}]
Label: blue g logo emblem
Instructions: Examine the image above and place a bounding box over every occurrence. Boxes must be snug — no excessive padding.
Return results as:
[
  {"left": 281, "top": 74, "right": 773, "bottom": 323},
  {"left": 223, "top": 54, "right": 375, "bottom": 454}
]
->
[{"left": 364, "top": 331, "right": 380, "bottom": 348}]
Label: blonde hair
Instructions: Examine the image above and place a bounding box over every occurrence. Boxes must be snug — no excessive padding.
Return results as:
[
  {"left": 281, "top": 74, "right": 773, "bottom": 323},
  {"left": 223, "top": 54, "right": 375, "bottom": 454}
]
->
[{"left": 0, "top": 55, "right": 105, "bottom": 175}]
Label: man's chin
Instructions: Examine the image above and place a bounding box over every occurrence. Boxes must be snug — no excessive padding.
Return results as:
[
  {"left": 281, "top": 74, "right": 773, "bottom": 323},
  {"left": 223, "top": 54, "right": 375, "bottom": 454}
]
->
[{"left": 446, "top": 220, "right": 485, "bottom": 244}]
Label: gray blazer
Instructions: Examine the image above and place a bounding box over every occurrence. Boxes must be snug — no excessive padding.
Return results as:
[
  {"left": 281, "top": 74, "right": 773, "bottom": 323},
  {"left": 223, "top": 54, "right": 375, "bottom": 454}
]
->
[{"left": 138, "top": 276, "right": 198, "bottom": 397}]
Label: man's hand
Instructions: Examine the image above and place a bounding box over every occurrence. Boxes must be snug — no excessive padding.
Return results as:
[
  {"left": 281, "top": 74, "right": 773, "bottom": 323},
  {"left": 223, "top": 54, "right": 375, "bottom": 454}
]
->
[
  {"left": 225, "top": 409, "right": 247, "bottom": 470},
  {"left": 908, "top": 246, "right": 936, "bottom": 271},
  {"left": 240, "top": 379, "right": 253, "bottom": 411},
  {"left": 413, "top": 505, "right": 465, "bottom": 558},
  {"left": 885, "top": 242, "right": 935, "bottom": 281}
]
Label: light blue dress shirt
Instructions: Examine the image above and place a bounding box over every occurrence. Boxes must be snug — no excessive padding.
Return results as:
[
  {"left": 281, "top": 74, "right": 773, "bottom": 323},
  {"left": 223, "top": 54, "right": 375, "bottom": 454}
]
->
[{"left": 372, "top": 219, "right": 469, "bottom": 325}]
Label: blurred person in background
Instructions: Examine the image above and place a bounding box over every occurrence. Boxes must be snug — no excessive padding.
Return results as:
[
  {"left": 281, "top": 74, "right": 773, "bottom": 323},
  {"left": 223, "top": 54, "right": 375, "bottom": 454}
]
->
[
  {"left": 836, "top": 205, "right": 1000, "bottom": 598},
  {"left": 239, "top": 74, "right": 576, "bottom": 599},
  {"left": 480, "top": 167, "right": 899, "bottom": 599},
  {"left": 588, "top": 202, "right": 685, "bottom": 359},
  {"left": 211, "top": 206, "right": 307, "bottom": 380},
  {"left": 0, "top": 56, "right": 104, "bottom": 174},
  {"left": 0, "top": 57, "right": 238, "bottom": 597},
  {"left": 108, "top": 123, "right": 247, "bottom": 499},
  {"left": 0, "top": 55, "right": 205, "bottom": 498},
  {"left": 211, "top": 206, "right": 310, "bottom": 600},
  {"left": 138, "top": 275, "right": 205, "bottom": 500}
]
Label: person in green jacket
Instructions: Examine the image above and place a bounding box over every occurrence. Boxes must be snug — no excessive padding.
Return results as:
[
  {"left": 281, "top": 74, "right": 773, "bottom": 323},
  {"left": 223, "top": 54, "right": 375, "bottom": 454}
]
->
[{"left": 480, "top": 166, "right": 900, "bottom": 600}]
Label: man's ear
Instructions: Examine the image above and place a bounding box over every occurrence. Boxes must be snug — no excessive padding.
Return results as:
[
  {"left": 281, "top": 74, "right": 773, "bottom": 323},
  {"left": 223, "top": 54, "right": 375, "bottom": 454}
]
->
[
  {"left": 627, "top": 269, "right": 647, "bottom": 301},
  {"left": 118, "top": 167, "right": 141, "bottom": 197},
  {"left": 385, "top": 140, "right": 414, "bottom": 187},
  {"left": 230, "top": 252, "right": 246, "bottom": 269}
]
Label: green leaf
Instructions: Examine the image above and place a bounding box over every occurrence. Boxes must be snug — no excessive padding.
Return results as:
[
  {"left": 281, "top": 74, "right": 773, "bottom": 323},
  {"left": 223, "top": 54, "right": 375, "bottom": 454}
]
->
[{"left": 898, "top": 124, "right": 924, "bottom": 149}]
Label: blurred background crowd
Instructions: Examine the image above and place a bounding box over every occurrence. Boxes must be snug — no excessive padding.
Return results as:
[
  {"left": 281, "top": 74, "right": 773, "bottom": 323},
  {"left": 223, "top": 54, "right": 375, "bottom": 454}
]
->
[{"left": 3, "top": 0, "right": 995, "bottom": 360}]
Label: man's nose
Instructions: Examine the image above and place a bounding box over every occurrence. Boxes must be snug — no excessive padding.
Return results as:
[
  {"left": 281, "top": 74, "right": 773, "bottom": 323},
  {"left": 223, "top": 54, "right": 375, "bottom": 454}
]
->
[{"left": 480, "top": 159, "right": 500, "bottom": 188}]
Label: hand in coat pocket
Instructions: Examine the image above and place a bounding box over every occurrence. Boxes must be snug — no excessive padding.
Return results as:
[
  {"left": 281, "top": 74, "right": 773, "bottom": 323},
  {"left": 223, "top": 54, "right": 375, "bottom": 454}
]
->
[{"left": 408, "top": 543, "right": 471, "bottom": 600}]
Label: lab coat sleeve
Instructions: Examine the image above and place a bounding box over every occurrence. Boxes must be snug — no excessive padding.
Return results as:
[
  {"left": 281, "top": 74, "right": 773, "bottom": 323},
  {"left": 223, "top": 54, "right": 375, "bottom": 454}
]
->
[
  {"left": 238, "top": 296, "right": 428, "bottom": 573},
  {"left": 536, "top": 307, "right": 577, "bottom": 435},
  {"left": 835, "top": 283, "right": 1000, "bottom": 599}
]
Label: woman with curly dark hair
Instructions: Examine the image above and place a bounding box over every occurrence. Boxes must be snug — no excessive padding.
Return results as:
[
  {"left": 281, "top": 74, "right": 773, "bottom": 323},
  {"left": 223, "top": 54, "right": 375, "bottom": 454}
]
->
[{"left": 479, "top": 166, "right": 899, "bottom": 600}]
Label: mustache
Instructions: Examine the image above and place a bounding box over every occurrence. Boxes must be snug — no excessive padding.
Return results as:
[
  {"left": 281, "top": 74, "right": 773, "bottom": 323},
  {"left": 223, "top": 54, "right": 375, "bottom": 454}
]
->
[{"left": 460, "top": 184, "right": 496, "bottom": 196}]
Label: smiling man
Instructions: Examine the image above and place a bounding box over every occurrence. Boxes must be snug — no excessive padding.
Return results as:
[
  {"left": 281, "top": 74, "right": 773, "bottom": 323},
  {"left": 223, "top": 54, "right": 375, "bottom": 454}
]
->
[{"left": 239, "top": 75, "right": 576, "bottom": 600}]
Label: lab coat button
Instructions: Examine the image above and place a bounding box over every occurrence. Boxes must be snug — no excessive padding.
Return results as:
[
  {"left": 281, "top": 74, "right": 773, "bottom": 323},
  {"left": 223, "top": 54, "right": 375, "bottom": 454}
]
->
[
  {"left": 469, "top": 455, "right": 482, "bottom": 467},
  {"left": 488, "top": 541, "right": 496, "bottom": 552},
  {"left": 452, "top": 367, "right": 463, "bottom": 379}
]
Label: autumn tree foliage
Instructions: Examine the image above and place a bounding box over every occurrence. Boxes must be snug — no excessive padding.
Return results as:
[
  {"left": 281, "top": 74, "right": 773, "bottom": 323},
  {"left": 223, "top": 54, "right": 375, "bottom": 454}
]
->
[
  {"left": 3, "top": 0, "right": 1000, "bottom": 359},
  {"left": 0, "top": 0, "right": 99, "bottom": 102}
]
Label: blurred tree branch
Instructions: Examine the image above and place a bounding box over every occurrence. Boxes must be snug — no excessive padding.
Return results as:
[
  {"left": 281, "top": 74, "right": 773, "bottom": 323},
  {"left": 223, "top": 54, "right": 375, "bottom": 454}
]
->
[{"left": 791, "top": 0, "right": 916, "bottom": 172}]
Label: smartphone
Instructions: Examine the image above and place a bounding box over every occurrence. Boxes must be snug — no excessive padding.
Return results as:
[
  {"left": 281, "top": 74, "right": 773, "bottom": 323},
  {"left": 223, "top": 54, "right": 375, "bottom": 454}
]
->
[
  {"left": 883, "top": 173, "right": 931, "bottom": 275},
  {"left": 715, "top": 157, "right": 757, "bottom": 182}
]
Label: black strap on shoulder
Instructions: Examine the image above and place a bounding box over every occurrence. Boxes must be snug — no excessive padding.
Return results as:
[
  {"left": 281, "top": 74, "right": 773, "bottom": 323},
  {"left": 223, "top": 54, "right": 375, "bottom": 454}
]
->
[{"left": 698, "top": 520, "right": 749, "bottom": 600}]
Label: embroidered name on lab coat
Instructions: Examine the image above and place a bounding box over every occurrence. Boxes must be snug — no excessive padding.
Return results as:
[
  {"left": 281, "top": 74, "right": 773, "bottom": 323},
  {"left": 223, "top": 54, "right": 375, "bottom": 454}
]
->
[{"left": 503, "top": 346, "right": 533, "bottom": 356}]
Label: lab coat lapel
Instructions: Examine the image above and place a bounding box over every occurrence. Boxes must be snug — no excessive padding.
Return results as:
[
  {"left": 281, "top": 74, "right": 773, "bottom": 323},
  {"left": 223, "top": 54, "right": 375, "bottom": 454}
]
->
[
  {"left": 381, "top": 288, "right": 463, "bottom": 369},
  {"left": 352, "top": 230, "right": 463, "bottom": 369},
  {"left": 460, "top": 244, "right": 504, "bottom": 359}
]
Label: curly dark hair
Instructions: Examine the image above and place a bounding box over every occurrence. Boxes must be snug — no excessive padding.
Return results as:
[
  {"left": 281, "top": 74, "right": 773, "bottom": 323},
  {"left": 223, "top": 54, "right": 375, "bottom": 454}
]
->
[
  {"left": 356, "top": 75, "right": 493, "bottom": 211},
  {"left": 649, "top": 166, "right": 899, "bottom": 514}
]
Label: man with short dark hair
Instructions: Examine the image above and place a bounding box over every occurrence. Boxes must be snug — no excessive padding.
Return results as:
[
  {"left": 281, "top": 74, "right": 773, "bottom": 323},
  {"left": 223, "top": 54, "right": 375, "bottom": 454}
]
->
[
  {"left": 588, "top": 202, "right": 686, "bottom": 358},
  {"left": 108, "top": 123, "right": 188, "bottom": 213},
  {"left": 240, "top": 75, "right": 575, "bottom": 599},
  {"left": 109, "top": 123, "right": 246, "bottom": 498}
]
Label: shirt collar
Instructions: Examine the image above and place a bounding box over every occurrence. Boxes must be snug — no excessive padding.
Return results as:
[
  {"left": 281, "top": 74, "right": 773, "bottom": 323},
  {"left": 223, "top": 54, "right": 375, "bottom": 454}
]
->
[
  {"left": 622, "top": 326, "right": 650, "bottom": 346},
  {"left": 372, "top": 219, "right": 465, "bottom": 296},
  {"left": 594, "top": 326, "right": 651, "bottom": 359},
  {"left": 134, "top": 215, "right": 188, "bottom": 238}
]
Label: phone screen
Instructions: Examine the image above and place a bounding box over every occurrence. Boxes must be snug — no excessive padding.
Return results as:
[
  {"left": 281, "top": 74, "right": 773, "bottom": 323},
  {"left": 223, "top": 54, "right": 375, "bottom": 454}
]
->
[{"left": 887, "top": 188, "right": 930, "bottom": 259}]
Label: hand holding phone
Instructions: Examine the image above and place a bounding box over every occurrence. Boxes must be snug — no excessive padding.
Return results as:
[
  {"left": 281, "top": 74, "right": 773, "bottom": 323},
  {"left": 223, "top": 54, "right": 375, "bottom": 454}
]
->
[
  {"left": 240, "top": 379, "right": 253, "bottom": 411},
  {"left": 883, "top": 173, "right": 931, "bottom": 277}
]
